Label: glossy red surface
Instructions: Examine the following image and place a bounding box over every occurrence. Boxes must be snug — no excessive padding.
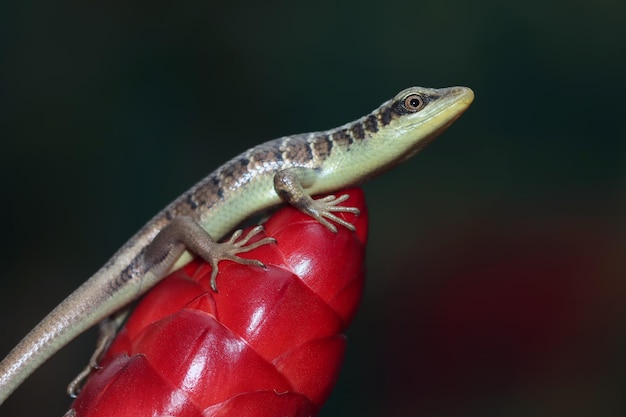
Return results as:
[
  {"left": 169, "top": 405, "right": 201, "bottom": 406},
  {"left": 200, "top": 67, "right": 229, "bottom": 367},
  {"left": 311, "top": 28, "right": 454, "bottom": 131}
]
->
[{"left": 70, "top": 188, "right": 368, "bottom": 417}]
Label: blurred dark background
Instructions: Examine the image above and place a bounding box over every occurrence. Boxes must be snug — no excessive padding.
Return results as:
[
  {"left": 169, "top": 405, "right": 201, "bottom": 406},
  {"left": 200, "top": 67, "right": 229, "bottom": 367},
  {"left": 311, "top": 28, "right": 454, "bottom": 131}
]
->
[{"left": 1, "top": 0, "right": 625, "bottom": 416}]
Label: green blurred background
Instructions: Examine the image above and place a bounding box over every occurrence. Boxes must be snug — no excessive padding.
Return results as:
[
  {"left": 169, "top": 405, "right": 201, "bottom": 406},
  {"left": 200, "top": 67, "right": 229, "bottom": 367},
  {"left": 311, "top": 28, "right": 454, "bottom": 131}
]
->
[{"left": 1, "top": 0, "right": 625, "bottom": 416}]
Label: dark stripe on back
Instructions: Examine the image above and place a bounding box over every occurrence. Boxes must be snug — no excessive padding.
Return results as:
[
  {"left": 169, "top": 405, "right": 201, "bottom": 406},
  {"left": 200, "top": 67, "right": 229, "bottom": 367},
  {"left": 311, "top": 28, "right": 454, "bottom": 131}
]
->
[
  {"left": 364, "top": 114, "right": 378, "bottom": 133},
  {"left": 380, "top": 106, "right": 392, "bottom": 126},
  {"left": 350, "top": 122, "right": 365, "bottom": 140},
  {"left": 332, "top": 129, "right": 353, "bottom": 149},
  {"left": 311, "top": 134, "right": 333, "bottom": 160},
  {"left": 186, "top": 193, "right": 199, "bottom": 210},
  {"left": 281, "top": 137, "right": 313, "bottom": 164}
]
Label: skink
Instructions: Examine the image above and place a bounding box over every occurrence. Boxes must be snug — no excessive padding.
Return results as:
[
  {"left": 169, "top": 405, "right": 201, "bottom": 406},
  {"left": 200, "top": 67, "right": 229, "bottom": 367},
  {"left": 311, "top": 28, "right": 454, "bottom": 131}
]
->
[{"left": 0, "top": 86, "right": 474, "bottom": 405}]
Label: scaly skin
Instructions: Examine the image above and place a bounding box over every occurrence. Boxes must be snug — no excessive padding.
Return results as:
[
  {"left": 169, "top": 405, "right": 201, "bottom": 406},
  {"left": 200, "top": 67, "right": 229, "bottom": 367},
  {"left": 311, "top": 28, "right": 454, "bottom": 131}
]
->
[{"left": 0, "top": 86, "right": 474, "bottom": 405}]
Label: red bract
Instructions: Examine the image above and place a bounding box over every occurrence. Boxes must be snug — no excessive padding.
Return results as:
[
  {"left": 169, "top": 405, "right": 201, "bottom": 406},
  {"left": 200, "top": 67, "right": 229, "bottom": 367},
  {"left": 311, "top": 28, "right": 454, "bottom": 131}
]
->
[{"left": 69, "top": 188, "right": 368, "bottom": 417}]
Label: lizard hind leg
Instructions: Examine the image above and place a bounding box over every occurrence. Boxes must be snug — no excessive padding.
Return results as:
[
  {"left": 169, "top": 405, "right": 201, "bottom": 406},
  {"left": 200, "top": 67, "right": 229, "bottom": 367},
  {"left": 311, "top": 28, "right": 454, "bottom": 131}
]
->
[
  {"left": 67, "top": 223, "right": 275, "bottom": 397},
  {"left": 145, "top": 216, "right": 276, "bottom": 293},
  {"left": 66, "top": 310, "right": 129, "bottom": 397},
  {"left": 206, "top": 225, "right": 276, "bottom": 291}
]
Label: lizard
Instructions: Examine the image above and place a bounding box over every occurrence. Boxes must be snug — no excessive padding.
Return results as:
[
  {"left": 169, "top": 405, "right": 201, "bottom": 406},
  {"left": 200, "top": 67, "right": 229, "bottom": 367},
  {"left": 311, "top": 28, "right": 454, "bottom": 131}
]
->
[{"left": 0, "top": 85, "right": 474, "bottom": 405}]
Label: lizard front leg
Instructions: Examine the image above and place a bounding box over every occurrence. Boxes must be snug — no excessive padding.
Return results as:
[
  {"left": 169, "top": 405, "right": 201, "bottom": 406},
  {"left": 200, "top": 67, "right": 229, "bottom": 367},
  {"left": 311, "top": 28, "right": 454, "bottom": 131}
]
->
[{"left": 274, "top": 168, "right": 360, "bottom": 232}]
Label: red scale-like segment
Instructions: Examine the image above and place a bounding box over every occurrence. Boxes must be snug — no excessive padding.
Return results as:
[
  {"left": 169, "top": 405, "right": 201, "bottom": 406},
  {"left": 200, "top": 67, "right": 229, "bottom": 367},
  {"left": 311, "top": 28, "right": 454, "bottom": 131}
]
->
[{"left": 70, "top": 188, "right": 368, "bottom": 417}]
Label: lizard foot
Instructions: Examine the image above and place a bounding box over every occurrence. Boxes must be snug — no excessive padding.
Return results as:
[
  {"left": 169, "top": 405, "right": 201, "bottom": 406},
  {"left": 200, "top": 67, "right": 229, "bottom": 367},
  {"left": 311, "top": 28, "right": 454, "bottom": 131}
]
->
[
  {"left": 208, "top": 225, "right": 276, "bottom": 291},
  {"left": 305, "top": 194, "right": 360, "bottom": 233}
]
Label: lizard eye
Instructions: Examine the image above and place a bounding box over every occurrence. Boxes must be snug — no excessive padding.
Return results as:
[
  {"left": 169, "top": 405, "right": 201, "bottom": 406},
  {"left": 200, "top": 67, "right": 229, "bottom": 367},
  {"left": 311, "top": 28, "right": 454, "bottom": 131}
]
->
[{"left": 402, "top": 94, "right": 426, "bottom": 112}]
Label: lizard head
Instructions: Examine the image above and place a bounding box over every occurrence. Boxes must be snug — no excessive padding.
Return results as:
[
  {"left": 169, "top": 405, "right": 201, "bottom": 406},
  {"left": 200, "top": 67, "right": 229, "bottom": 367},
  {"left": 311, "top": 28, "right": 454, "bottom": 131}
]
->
[
  {"left": 384, "top": 86, "right": 474, "bottom": 163},
  {"left": 331, "top": 86, "right": 474, "bottom": 183}
]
